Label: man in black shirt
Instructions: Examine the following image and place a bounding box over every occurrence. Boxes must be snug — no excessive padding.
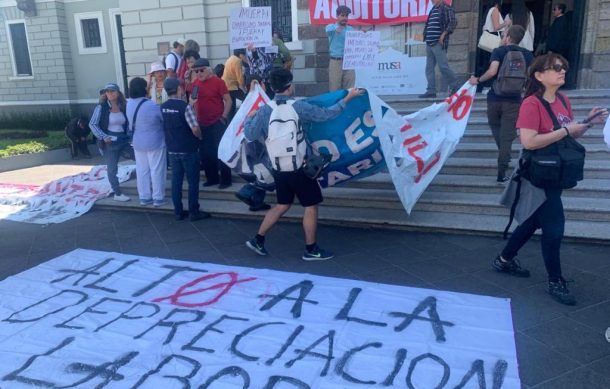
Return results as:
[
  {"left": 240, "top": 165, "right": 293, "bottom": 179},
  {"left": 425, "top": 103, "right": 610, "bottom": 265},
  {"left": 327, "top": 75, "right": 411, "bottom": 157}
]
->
[
  {"left": 469, "top": 26, "right": 533, "bottom": 182},
  {"left": 546, "top": 4, "right": 570, "bottom": 59}
]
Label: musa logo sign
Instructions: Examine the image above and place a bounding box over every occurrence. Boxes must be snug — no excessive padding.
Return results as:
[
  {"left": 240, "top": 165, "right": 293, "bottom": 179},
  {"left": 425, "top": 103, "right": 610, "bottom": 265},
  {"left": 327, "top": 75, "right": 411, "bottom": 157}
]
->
[{"left": 378, "top": 61, "right": 401, "bottom": 71}]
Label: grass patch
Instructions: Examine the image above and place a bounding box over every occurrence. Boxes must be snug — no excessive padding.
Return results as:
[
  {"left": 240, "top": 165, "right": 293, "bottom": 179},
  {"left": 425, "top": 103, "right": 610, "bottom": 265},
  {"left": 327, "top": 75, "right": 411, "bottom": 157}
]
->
[{"left": 0, "top": 130, "right": 69, "bottom": 158}]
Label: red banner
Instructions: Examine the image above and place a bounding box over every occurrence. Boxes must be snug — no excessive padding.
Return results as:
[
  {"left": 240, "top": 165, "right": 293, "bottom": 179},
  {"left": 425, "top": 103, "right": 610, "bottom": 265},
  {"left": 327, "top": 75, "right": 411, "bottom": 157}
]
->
[{"left": 309, "top": 0, "right": 452, "bottom": 25}]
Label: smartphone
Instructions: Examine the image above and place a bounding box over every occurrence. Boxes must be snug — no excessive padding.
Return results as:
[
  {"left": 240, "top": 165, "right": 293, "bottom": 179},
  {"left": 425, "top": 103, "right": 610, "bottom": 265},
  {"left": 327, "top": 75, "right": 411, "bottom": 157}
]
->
[
  {"left": 191, "top": 86, "right": 199, "bottom": 99},
  {"left": 581, "top": 109, "right": 606, "bottom": 124}
]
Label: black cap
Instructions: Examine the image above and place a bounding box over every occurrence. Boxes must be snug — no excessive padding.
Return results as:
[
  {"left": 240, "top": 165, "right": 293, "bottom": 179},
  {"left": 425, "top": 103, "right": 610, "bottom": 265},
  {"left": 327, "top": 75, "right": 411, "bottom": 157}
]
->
[
  {"left": 192, "top": 58, "right": 210, "bottom": 69},
  {"left": 336, "top": 5, "right": 351, "bottom": 15},
  {"left": 163, "top": 77, "right": 181, "bottom": 92}
]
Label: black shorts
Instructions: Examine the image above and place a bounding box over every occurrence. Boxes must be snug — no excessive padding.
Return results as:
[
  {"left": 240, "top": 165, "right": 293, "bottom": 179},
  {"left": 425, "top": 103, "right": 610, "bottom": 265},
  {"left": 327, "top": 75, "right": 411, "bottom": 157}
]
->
[{"left": 273, "top": 169, "right": 322, "bottom": 207}]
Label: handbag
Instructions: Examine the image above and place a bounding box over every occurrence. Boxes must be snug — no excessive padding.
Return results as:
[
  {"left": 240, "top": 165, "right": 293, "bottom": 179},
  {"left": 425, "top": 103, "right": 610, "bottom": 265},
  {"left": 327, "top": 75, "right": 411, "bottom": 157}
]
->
[
  {"left": 302, "top": 153, "right": 332, "bottom": 180},
  {"left": 478, "top": 31, "right": 501, "bottom": 53},
  {"left": 520, "top": 95, "right": 585, "bottom": 189}
]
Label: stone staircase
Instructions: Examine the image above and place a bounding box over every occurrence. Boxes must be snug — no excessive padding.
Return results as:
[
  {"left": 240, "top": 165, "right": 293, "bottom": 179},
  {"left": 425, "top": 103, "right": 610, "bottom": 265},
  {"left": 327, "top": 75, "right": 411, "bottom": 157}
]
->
[{"left": 95, "top": 90, "right": 610, "bottom": 242}]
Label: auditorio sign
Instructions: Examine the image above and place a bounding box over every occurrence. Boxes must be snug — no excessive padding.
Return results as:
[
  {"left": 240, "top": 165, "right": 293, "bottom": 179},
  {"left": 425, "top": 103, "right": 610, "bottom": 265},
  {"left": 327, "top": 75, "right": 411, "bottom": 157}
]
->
[
  {"left": 310, "top": 0, "right": 453, "bottom": 25},
  {"left": 0, "top": 249, "right": 520, "bottom": 388}
]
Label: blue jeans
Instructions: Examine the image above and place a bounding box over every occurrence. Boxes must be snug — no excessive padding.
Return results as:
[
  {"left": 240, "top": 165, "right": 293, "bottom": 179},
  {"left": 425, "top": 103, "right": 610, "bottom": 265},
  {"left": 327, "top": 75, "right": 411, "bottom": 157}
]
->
[
  {"left": 104, "top": 138, "right": 132, "bottom": 195},
  {"left": 169, "top": 152, "right": 200, "bottom": 216},
  {"left": 502, "top": 188, "right": 565, "bottom": 281}
]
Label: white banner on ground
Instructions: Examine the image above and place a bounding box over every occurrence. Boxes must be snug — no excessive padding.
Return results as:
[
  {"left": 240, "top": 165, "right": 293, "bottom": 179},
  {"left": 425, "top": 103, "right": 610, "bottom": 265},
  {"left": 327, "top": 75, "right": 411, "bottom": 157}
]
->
[
  {"left": 343, "top": 31, "right": 381, "bottom": 70},
  {"left": 0, "top": 249, "right": 520, "bottom": 388},
  {"left": 371, "top": 82, "right": 477, "bottom": 213},
  {"left": 229, "top": 7, "right": 272, "bottom": 49},
  {"left": 0, "top": 164, "right": 135, "bottom": 224}
]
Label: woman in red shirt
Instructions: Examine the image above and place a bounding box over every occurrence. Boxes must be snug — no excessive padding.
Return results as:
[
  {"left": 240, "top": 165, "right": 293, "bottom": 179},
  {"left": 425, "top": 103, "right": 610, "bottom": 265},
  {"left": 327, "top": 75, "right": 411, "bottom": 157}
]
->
[{"left": 494, "top": 54, "right": 607, "bottom": 305}]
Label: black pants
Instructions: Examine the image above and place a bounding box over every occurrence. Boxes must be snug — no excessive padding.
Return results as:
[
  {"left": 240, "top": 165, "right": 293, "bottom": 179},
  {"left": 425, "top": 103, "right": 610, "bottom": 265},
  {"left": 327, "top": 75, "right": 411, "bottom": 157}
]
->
[
  {"left": 65, "top": 128, "right": 91, "bottom": 158},
  {"left": 501, "top": 188, "right": 565, "bottom": 281},
  {"left": 229, "top": 89, "right": 246, "bottom": 119},
  {"left": 200, "top": 120, "right": 232, "bottom": 185}
]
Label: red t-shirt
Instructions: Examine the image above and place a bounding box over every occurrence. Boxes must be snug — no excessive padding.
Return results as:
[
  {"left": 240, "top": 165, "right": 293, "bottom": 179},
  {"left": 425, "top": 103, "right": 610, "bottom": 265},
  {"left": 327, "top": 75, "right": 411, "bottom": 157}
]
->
[
  {"left": 516, "top": 93, "right": 573, "bottom": 134},
  {"left": 192, "top": 76, "right": 229, "bottom": 126}
]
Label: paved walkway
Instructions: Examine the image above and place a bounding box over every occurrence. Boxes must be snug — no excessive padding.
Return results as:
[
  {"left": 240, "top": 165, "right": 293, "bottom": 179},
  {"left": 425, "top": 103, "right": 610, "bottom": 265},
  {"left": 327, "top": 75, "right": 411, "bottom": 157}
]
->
[{"left": 0, "top": 161, "right": 609, "bottom": 388}]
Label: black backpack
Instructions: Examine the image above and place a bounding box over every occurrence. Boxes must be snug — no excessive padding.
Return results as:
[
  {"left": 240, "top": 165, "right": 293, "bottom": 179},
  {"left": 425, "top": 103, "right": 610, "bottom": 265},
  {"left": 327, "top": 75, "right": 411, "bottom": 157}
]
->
[{"left": 493, "top": 48, "right": 528, "bottom": 96}]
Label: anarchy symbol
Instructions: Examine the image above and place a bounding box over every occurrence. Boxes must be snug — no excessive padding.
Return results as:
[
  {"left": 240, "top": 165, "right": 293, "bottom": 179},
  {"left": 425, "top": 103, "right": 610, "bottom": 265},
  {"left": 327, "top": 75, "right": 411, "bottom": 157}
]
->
[{"left": 152, "top": 272, "right": 256, "bottom": 308}]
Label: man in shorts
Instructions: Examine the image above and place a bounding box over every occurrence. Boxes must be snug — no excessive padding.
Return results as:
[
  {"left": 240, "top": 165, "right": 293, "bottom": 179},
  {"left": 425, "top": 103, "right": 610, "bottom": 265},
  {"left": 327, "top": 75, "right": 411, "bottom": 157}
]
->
[{"left": 243, "top": 69, "right": 362, "bottom": 260}]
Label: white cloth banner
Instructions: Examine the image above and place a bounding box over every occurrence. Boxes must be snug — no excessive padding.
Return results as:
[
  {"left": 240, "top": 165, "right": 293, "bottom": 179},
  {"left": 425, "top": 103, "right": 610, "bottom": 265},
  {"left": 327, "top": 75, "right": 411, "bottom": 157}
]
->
[
  {"left": 0, "top": 164, "right": 135, "bottom": 224},
  {"left": 603, "top": 117, "right": 610, "bottom": 150},
  {"left": 372, "top": 83, "right": 477, "bottom": 213},
  {"left": 0, "top": 249, "right": 521, "bottom": 388}
]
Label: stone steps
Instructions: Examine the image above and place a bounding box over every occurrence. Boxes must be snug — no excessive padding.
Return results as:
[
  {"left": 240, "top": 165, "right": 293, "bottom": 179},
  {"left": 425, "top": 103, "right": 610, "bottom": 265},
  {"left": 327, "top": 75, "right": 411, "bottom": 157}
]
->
[{"left": 94, "top": 91, "right": 610, "bottom": 242}]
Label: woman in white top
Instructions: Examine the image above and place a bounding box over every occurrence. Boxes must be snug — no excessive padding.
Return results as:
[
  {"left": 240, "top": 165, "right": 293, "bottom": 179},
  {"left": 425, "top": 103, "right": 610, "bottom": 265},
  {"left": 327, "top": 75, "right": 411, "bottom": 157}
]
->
[
  {"left": 483, "top": 0, "right": 511, "bottom": 35},
  {"left": 506, "top": 0, "right": 535, "bottom": 51}
]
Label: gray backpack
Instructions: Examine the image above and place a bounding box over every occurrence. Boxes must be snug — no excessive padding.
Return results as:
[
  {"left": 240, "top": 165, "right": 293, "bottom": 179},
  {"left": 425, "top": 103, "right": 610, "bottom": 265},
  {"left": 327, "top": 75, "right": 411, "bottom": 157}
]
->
[{"left": 493, "top": 49, "right": 527, "bottom": 96}]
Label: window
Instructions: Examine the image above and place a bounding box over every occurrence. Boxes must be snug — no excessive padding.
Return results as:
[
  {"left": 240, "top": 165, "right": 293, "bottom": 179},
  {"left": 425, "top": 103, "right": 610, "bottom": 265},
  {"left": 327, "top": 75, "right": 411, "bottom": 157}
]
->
[
  {"left": 244, "top": 0, "right": 301, "bottom": 50},
  {"left": 74, "top": 12, "right": 107, "bottom": 54},
  {"left": 6, "top": 20, "right": 33, "bottom": 77}
]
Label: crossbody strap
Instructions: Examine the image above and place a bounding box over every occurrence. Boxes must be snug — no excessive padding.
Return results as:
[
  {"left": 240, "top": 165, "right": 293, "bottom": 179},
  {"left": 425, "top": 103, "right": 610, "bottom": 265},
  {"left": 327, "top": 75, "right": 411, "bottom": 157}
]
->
[
  {"left": 131, "top": 99, "right": 147, "bottom": 133},
  {"left": 536, "top": 94, "right": 568, "bottom": 131}
]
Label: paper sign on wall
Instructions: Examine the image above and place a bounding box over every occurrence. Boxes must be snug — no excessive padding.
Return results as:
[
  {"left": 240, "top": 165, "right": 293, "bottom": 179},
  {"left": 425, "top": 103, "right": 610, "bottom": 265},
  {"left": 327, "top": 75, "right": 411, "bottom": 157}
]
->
[
  {"left": 343, "top": 31, "right": 380, "bottom": 70},
  {"left": 230, "top": 7, "right": 272, "bottom": 49}
]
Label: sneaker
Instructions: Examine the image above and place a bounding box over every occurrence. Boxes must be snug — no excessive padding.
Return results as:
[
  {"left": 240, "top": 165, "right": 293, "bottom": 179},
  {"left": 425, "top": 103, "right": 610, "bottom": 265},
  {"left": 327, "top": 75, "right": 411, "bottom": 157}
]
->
[
  {"left": 175, "top": 211, "right": 189, "bottom": 221},
  {"left": 218, "top": 183, "right": 232, "bottom": 190},
  {"left": 418, "top": 92, "right": 437, "bottom": 99},
  {"left": 249, "top": 203, "right": 271, "bottom": 212},
  {"left": 140, "top": 199, "right": 153, "bottom": 206},
  {"left": 246, "top": 238, "right": 268, "bottom": 256},
  {"left": 497, "top": 176, "right": 510, "bottom": 184},
  {"left": 113, "top": 194, "right": 130, "bottom": 202},
  {"left": 492, "top": 255, "right": 530, "bottom": 277},
  {"left": 547, "top": 278, "right": 576, "bottom": 305},
  {"left": 190, "top": 211, "right": 211, "bottom": 221},
  {"left": 153, "top": 199, "right": 168, "bottom": 207},
  {"left": 302, "top": 246, "right": 334, "bottom": 261}
]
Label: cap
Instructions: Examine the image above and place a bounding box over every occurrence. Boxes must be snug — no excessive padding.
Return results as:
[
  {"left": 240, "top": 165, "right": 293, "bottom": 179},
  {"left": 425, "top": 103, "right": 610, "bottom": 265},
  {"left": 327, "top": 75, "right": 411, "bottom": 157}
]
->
[
  {"left": 163, "top": 77, "right": 181, "bottom": 92},
  {"left": 336, "top": 5, "right": 351, "bottom": 15},
  {"left": 149, "top": 62, "right": 166, "bottom": 74},
  {"left": 99, "top": 82, "right": 120, "bottom": 95},
  {"left": 192, "top": 58, "right": 210, "bottom": 69}
]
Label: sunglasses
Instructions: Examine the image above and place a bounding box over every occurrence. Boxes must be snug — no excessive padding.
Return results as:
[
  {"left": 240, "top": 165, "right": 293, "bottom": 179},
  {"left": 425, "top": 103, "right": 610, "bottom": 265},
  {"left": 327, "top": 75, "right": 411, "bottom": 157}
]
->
[
  {"left": 545, "top": 63, "right": 569, "bottom": 72},
  {"left": 194, "top": 68, "right": 208, "bottom": 73}
]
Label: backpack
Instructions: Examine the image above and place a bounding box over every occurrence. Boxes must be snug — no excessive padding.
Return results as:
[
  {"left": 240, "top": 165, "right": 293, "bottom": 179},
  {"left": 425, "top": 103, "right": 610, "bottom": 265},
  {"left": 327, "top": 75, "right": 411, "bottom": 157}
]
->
[
  {"left": 493, "top": 48, "right": 527, "bottom": 96},
  {"left": 164, "top": 52, "right": 179, "bottom": 72},
  {"left": 265, "top": 100, "right": 306, "bottom": 172}
]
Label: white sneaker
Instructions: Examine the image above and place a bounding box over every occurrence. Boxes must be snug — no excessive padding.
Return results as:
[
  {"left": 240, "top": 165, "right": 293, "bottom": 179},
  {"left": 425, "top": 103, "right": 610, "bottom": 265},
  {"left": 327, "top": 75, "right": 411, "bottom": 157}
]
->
[{"left": 113, "top": 194, "right": 130, "bottom": 202}]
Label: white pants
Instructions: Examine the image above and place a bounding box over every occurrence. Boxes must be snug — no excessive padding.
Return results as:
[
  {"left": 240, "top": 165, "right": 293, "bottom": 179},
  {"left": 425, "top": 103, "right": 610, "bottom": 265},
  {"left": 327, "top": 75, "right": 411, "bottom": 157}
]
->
[{"left": 134, "top": 147, "right": 167, "bottom": 201}]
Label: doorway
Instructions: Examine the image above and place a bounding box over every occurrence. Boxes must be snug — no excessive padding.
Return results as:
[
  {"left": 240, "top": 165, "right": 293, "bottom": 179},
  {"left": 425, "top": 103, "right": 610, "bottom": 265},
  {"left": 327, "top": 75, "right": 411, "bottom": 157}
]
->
[{"left": 476, "top": 0, "right": 586, "bottom": 89}]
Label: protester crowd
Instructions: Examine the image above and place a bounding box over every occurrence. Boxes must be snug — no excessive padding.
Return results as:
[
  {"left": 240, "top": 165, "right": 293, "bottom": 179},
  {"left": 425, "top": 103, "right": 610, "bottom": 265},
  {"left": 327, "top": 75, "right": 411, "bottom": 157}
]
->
[{"left": 84, "top": 1, "right": 610, "bottom": 306}]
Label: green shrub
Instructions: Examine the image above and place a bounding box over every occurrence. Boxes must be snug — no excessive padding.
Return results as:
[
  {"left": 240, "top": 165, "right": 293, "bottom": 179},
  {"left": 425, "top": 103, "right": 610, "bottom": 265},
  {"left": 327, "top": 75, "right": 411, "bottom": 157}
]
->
[
  {"left": 0, "top": 132, "right": 69, "bottom": 158},
  {"left": 0, "top": 110, "right": 71, "bottom": 131}
]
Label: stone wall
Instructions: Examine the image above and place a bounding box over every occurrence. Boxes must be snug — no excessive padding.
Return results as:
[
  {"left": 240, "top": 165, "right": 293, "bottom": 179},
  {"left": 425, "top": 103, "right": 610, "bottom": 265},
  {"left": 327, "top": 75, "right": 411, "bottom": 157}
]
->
[{"left": 0, "top": 1, "right": 76, "bottom": 104}]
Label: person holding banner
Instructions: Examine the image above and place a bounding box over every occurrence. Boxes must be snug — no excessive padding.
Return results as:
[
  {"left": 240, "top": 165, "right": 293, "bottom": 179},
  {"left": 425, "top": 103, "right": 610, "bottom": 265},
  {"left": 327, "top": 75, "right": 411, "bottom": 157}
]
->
[
  {"left": 469, "top": 25, "right": 533, "bottom": 183},
  {"left": 419, "top": 0, "right": 458, "bottom": 98},
  {"left": 326, "top": 5, "right": 355, "bottom": 92},
  {"left": 243, "top": 69, "right": 363, "bottom": 260}
]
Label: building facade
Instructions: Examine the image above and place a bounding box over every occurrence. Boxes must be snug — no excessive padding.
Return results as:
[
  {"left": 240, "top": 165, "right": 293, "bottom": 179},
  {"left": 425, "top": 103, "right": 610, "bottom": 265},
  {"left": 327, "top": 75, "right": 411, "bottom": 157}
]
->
[{"left": 1, "top": 0, "right": 609, "bottom": 118}]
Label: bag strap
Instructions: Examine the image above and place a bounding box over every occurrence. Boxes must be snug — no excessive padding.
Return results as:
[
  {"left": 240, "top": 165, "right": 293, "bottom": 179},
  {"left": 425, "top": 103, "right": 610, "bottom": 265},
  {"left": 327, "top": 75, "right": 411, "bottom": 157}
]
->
[
  {"left": 131, "top": 99, "right": 147, "bottom": 133},
  {"left": 536, "top": 94, "right": 566, "bottom": 131}
]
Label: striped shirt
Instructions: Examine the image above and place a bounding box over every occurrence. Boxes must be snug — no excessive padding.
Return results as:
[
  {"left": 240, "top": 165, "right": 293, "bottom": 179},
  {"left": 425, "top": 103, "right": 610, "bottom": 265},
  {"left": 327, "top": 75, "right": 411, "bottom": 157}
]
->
[{"left": 425, "top": 7, "right": 442, "bottom": 45}]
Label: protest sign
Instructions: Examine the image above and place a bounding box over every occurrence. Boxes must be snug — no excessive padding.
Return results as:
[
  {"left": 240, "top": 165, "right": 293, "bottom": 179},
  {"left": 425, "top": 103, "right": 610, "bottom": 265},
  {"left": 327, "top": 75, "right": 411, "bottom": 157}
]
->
[
  {"left": 356, "top": 48, "right": 427, "bottom": 95},
  {"left": 310, "top": 0, "right": 453, "bottom": 25},
  {"left": 371, "top": 82, "right": 477, "bottom": 213},
  {"left": 343, "top": 31, "right": 380, "bottom": 70},
  {"left": 0, "top": 248, "right": 521, "bottom": 388},
  {"left": 230, "top": 7, "right": 272, "bottom": 49},
  {"left": 0, "top": 164, "right": 135, "bottom": 224}
]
